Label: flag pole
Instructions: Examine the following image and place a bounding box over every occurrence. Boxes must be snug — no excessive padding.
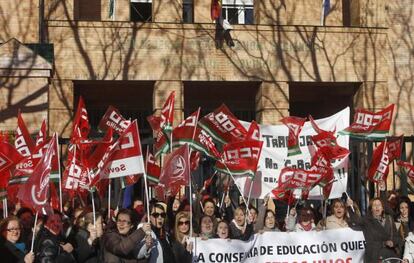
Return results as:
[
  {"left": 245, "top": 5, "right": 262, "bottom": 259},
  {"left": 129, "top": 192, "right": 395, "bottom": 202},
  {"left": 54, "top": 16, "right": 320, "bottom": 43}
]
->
[
  {"left": 56, "top": 134, "right": 63, "bottom": 212},
  {"left": 30, "top": 212, "right": 39, "bottom": 252},
  {"left": 187, "top": 144, "right": 194, "bottom": 237},
  {"left": 4, "top": 198, "right": 8, "bottom": 218},
  {"left": 108, "top": 179, "right": 111, "bottom": 221},
  {"left": 144, "top": 146, "right": 151, "bottom": 224},
  {"left": 222, "top": 162, "right": 251, "bottom": 219},
  {"left": 91, "top": 190, "right": 96, "bottom": 227}
]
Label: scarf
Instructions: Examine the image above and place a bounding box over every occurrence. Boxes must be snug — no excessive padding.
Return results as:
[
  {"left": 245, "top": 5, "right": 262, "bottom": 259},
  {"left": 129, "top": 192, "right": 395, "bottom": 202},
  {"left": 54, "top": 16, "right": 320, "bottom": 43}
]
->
[{"left": 232, "top": 219, "right": 246, "bottom": 233}]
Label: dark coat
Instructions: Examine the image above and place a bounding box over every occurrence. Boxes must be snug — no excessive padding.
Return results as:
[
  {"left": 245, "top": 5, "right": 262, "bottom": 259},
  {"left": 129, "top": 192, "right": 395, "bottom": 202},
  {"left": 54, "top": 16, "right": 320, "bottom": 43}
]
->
[
  {"left": 0, "top": 237, "right": 26, "bottom": 263},
  {"left": 171, "top": 238, "right": 192, "bottom": 263},
  {"left": 349, "top": 212, "right": 401, "bottom": 262},
  {"left": 102, "top": 228, "right": 147, "bottom": 263},
  {"left": 229, "top": 222, "right": 253, "bottom": 241},
  {"left": 34, "top": 227, "right": 76, "bottom": 263},
  {"left": 73, "top": 228, "right": 103, "bottom": 263}
]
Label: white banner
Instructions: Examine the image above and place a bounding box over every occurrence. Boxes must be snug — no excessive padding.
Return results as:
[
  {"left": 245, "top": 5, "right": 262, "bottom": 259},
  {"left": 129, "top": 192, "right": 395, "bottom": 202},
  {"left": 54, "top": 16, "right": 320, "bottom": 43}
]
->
[
  {"left": 239, "top": 108, "right": 350, "bottom": 199},
  {"left": 191, "top": 228, "right": 365, "bottom": 263}
]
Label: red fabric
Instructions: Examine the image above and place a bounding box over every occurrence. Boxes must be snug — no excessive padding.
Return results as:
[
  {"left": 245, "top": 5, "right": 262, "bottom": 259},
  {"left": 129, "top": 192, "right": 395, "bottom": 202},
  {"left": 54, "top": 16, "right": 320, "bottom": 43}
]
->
[
  {"left": 17, "top": 135, "right": 56, "bottom": 215},
  {"left": 98, "top": 105, "right": 131, "bottom": 134},
  {"left": 368, "top": 136, "right": 403, "bottom": 182},
  {"left": 15, "top": 111, "right": 35, "bottom": 157},
  {"left": 160, "top": 144, "right": 190, "bottom": 187},
  {"left": 71, "top": 96, "right": 90, "bottom": 144},
  {"left": 211, "top": 0, "right": 222, "bottom": 21},
  {"left": 280, "top": 116, "right": 306, "bottom": 156}
]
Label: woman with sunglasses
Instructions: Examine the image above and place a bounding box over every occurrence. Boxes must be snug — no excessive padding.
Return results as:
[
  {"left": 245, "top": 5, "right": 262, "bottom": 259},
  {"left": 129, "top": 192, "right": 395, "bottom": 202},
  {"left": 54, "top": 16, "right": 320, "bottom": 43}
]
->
[
  {"left": 171, "top": 211, "right": 193, "bottom": 262},
  {"left": 102, "top": 208, "right": 151, "bottom": 263},
  {"left": 147, "top": 203, "right": 176, "bottom": 263},
  {"left": 0, "top": 216, "right": 34, "bottom": 263}
]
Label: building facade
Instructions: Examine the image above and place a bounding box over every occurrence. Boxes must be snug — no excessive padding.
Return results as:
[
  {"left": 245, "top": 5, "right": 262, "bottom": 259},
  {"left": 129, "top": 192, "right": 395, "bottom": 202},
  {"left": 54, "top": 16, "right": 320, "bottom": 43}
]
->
[{"left": 0, "top": 0, "right": 413, "bottom": 146}]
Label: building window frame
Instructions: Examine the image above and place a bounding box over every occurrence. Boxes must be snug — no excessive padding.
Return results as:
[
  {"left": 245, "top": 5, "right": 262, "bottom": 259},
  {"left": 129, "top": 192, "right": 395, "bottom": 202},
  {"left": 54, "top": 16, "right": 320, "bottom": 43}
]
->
[
  {"left": 222, "top": 0, "right": 254, "bottom": 25},
  {"left": 183, "top": 0, "right": 193, "bottom": 23},
  {"left": 131, "top": 0, "right": 152, "bottom": 22}
]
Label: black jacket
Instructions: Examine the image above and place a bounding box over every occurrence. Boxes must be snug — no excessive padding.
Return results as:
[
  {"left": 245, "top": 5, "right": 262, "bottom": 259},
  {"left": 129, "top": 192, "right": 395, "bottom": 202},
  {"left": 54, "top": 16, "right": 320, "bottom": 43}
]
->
[
  {"left": 34, "top": 227, "right": 76, "bottom": 263},
  {"left": 0, "top": 237, "right": 27, "bottom": 263},
  {"left": 73, "top": 228, "right": 103, "bottom": 263}
]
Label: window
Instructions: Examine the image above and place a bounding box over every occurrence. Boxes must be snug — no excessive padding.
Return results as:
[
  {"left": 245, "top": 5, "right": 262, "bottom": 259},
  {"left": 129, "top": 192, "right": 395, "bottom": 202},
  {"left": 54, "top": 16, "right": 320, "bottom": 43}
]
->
[
  {"left": 131, "top": 0, "right": 152, "bottom": 22},
  {"left": 222, "top": 0, "right": 254, "bottom": 25},
  {"left": 183, "top": 0, "right": 193, "bottom": 23}
]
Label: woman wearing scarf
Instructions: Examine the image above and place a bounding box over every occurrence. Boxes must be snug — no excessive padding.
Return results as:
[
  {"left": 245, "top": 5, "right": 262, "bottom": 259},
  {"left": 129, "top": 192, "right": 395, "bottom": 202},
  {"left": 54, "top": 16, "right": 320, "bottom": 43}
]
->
[
  {"left": 348, "top": 197, "right": 402, "bottom": 262},
  {"left": 229, "top": 206, "right": 253, "bottom": 240},
  {"left": 0, "top": 216, "right": 34, "bottom": 263}
]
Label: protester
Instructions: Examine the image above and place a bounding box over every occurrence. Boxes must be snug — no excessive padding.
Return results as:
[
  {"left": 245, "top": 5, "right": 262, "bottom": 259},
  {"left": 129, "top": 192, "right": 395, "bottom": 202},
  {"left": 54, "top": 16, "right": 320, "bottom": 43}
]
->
[
  {"left": 198, "top": 215, "right": 215, "bottom": 239},
  {"left": 348, "top": 197, "right": 402, "bottom": 261},
  {"left": 396, "top": 199, "right": 414, "bottom": 240},
  {"left": 286, "top": 206, "right": 316, "bottom": 232},
  {"left": 0, "top": 216, "right": 34, "bottom": 263},
  {"left": 73, "top": 211, "right": 104, "bottom": 263},
  {"left": 215, "top": 220, "right": 230, "bottom": 239},
  {"left": 171, "top": 211, "right": 192, "bottom": 262},
  {"left": 403, "top": 231, "right": 414, "bottom": 262},
  {"left": 229, "top": 206, "right": 253, "bottom": 240},
  {"left": 34, "top": 212, "right": 76, "bottom": 263},
  {"left": 316, "top": 199, "right": 349, "bottom": 230},
  {"left": 16, "top": 207, "right": 34, "bottom": 249},
  {"left": 147, "top": 203, "right": 176, "bottom": 263},
  {"left": 248, "top": 205, "right": 258, "bottom": 225},
  {"left": 102, "top": 208, "right": 151, "bottom": 263}
]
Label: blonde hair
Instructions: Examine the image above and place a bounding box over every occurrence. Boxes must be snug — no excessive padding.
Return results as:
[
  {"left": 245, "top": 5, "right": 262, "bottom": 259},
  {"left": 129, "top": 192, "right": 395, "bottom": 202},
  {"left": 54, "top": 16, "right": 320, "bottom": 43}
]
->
[{"left": 174, "top": 211, "right": 190, "bottom": 243}]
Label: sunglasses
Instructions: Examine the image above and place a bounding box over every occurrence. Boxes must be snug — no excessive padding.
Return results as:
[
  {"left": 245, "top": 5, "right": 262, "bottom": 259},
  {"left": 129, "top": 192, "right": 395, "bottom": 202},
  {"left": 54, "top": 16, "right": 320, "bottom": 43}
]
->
[
  {"left": 151, "top": 212, "right": 166, "bottom": 218},
  {"left": 178, "top": 221, "right": 190, "bottom": 226}
]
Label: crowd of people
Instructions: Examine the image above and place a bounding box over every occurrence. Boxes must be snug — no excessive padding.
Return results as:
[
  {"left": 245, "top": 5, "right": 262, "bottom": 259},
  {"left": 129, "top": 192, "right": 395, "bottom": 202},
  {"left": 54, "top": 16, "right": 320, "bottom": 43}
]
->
[{"left": 1, "top": 182, "right": 414, "bottom": 263}]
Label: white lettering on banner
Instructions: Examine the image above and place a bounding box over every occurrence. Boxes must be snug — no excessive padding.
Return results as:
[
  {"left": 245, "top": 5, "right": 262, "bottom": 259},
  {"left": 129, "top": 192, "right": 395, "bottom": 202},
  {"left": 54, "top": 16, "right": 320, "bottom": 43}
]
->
[
  {"left": 177, "top": 116, "right": 197, "bottom": 128},
  {"left": 239, "top": 107, "right": 350, "bottom": 199},
  {"left": 191, "top": 228, "right": 365, "bottom": 263},
  {"left": 107, "top": 156, "right": 145, "bottom": 178},
  {"left": 109, "top": 111, "right": 130, "bottom": 131},
  {"left": 121, "top": 132, "right": 134, "bottom": 149},
  {"left": 209, "top": 111, "right": 244, "bottom": 139},
  {"left": 15, "top": 128, "right": 31, "bottom": 157},
  {"left": 225, "top": 147, "right": 261, "bottom": 160}
]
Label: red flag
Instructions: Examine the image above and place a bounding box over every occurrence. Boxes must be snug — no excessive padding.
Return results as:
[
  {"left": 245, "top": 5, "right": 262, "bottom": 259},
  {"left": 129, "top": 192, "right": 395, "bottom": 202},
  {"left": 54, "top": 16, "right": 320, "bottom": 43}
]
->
[
  {"left": 211, "top": 0, "right": 222, "bottom": 21},
  {"left": 0, "top": 141, "right": 23, "bottom": 200},
  {"left": 15, "top": 112, "right": 35, "bottom": 157},
  {"left": 246, "top": 121, "right": 261, "bottom": 141},
  {"left": 192, "top": 127, "right": 221, "bottom": 159},
  {"left": 93, "top": 120, "right": 145, "bottom": 183},
  {"left": 277, "top": 167, "right": 324, "bottom": 196},
  {"left": 281, "top": 116, "right": 306, "bottom": 157},
  {"left": 146, "top": 152, "right": 160, "bottom": 186},
  {"left": 173, "top": 108, "right": 200, "bottom": 147},
  {"left": 190, "top": 151, "right": 201, "bottom": 172},
  {"left": 310, "top": 149, "right": 335, "bottom": 197},
  {"left": 35, "top": 119, "right": 47, "bottom": 147},
  {"left": 71, "top": 97, "right": 90, "bottom": 143},
  {"left": 398, "top": 161, "right": 414, "bottom": 183},
  {"left": 17, "top": 134, "right": 56, "bottom": 215},
  {"left": 62, "top": 148, "right": 90, "bottom": 197},
  {"left": 147, "top": 115, "right": 168, "bottom": 157},
  {"left": 199, "top": 104, "right": 247, "bottom": 145},
  {"left": 159, "top": 144, "right": 190, "bottom": 187},
  {"left": 311, "top": 131, "right": 349, "bottom": 160},
  {"left": 98, "top": 105, "right": 131, "bottom": 134},
  {"left": 160, "top": 91, "right": 175, "bottom": 133},
  {"left": 367, "top": 136, "right": 403, "bottom": 183},
  {"left": 339, "top": 104, "right": 394, "bottom": 138}
]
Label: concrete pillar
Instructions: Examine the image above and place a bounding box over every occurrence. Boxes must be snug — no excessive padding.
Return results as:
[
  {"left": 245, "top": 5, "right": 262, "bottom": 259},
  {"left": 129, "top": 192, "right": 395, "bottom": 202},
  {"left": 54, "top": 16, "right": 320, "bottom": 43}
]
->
[
  {"left": 153, "top": 0, "right": 183, "bottom": 22},
  {"left": 256, "top": 82, "right": 289, "bottom": 125},
  {"left": 49, "top": 79, "right": 74, "bottom": 137},
  {"left": 153, "top": 81, "right": 183, "bottom": 126},
  {"left": 193, "top": 0, "right": 211, "bottom": 23}
]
